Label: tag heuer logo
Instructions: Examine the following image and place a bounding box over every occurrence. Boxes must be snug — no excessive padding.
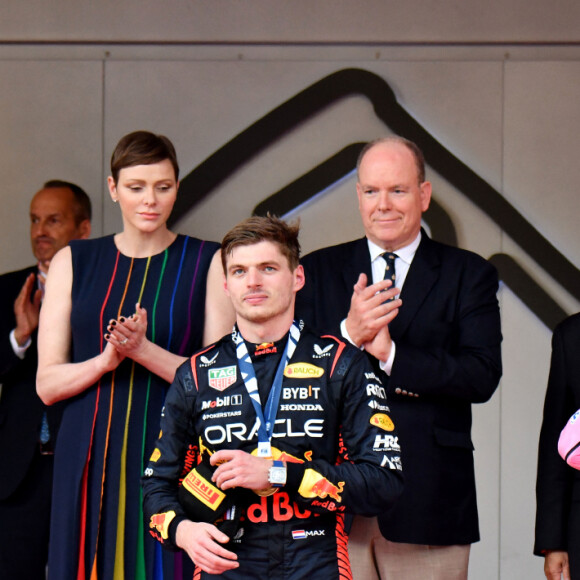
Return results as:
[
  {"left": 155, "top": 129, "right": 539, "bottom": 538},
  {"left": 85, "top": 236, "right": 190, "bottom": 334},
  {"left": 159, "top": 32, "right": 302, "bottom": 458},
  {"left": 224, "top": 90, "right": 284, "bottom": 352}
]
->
[{"left": 208, "top": 366, "right": 237, "bottom": 391}]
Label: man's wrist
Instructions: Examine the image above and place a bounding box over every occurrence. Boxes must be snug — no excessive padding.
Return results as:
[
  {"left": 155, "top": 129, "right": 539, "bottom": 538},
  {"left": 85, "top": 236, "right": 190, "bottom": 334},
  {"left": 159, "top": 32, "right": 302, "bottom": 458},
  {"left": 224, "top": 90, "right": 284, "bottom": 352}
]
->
[
  {"left": 379, "top": 341, "right": 396, "bottom": 375},
  {"left": 253, "top": 459, "right": 286, "bottom": 496},
  {"left": 173, "top": 516, "right": 193, "bottom": 547},
  {"left": 341, "top": 319, "right": 362, "bottom": 348},
  {"left": 10, "top": 328, "right": 31, "bottom": 357}
]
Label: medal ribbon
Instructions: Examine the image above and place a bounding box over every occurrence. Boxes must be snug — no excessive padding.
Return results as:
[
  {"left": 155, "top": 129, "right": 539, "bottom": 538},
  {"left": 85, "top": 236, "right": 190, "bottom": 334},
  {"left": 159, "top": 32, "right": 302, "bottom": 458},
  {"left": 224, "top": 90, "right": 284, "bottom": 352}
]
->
[{"left": 234, "top": 321, "right": 301, "bottom": 456}]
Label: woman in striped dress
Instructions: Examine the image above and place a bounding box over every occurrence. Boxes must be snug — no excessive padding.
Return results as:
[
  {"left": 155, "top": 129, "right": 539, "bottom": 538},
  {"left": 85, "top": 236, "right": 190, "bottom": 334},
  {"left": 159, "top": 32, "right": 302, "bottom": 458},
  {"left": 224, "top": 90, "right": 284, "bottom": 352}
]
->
[{"left": 37, "top": 131, "right": 234, "bottom": 580}]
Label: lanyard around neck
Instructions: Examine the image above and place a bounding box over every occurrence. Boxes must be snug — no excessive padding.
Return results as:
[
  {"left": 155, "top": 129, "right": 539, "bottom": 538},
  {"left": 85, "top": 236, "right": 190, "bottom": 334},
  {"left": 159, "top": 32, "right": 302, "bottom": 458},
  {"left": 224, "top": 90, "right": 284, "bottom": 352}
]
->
[{"left": 234, "top": 321, "right": 301, "bottom": 457}]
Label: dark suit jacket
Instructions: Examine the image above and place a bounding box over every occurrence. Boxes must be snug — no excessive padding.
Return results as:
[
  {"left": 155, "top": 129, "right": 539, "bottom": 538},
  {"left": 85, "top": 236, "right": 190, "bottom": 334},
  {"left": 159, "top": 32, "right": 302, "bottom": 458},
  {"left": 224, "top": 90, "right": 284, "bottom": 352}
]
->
[
  {"left": 0, "top": 266, "right": 63, "bottom": 500},
  {"left": 295, "top": 232, "right": 502, "bottom": 545},
  {"left": 535, "top": 314, "right": 580, "bottom": 575}
]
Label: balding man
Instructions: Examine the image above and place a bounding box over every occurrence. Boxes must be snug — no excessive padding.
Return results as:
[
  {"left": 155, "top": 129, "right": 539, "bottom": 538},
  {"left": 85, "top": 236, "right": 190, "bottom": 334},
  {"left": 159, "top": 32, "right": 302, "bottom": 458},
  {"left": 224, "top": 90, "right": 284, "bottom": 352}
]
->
[
  {"left": 0, "top": 181, "right": 91, "bottom": 579},
  {"left": 295, "top": 137, "right": 502, "bottom": 580}
]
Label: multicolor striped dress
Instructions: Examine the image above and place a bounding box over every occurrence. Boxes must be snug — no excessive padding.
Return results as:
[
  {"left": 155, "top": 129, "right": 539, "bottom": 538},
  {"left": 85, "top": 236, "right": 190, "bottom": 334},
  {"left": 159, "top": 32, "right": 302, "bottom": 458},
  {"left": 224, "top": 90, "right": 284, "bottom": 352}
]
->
[{"left": 48, "top": 234, "right": 219, "bottom": 580}]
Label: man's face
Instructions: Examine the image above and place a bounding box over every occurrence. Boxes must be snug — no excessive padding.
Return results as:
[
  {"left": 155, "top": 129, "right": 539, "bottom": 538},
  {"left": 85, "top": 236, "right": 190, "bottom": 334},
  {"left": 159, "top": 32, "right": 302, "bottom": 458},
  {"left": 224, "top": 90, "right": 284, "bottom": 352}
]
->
[
  {"left": 224, "top": 240, "right": 304, "bottom": 326},
  {"left": 357, "top": 141, "right": 431, "bottom": 251},
  {"left": 30, "top": 187, "right": 89, "bottom": 266}
]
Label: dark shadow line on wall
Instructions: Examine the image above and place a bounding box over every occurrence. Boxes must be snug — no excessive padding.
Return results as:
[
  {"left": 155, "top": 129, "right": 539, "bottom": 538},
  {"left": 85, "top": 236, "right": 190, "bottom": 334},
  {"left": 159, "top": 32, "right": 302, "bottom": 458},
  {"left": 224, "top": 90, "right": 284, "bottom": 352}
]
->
[
  {"left": 172, "top": 67, "right": 578, "bottom": 327},
  {"left": 489, "top": 254, "right": 567, "bottom": 331}
]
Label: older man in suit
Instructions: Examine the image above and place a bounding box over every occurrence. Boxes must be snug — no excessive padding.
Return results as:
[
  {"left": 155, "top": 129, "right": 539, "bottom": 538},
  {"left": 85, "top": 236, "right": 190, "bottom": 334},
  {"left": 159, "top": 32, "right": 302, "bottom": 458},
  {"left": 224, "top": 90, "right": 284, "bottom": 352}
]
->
[
  {"left": 295, "top": 137, "right": 502, "bottom": 580},
  {"left": 0, "top": 181, "right": 91, "bottom": 579}
]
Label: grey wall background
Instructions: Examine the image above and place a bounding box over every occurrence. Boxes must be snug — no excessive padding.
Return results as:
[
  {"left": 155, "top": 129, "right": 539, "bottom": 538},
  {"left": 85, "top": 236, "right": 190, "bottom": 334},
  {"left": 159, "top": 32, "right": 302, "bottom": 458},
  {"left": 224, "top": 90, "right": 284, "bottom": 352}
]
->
[{"left": 1, "top": 2, "right": 579, "bottom": 578}]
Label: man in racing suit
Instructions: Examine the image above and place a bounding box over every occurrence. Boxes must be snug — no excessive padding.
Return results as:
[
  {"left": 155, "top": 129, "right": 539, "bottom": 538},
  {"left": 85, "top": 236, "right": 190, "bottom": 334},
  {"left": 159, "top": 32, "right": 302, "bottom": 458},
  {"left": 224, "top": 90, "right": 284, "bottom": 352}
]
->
[{"left": 142, "top": 215, "right": 404, "bottom": 579}]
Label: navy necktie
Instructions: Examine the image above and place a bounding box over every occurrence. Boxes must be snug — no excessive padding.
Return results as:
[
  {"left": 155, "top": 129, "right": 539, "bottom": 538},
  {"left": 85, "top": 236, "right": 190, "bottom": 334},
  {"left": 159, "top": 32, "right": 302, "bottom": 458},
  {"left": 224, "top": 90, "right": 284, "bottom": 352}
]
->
[{"left": 382, "top": 252, "right": 397, "bottom": 300}]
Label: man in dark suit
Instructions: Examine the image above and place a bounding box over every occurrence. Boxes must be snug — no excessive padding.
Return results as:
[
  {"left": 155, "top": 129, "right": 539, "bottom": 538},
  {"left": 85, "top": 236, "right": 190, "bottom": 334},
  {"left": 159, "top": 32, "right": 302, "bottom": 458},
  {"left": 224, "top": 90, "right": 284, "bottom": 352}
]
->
[
  {"left": 535, "top": 313, "right": 580, "bottom": 580},
  {"left": 295, "top": 137, "right": 502, "bottom": 580},
  {"left": 0, "top": 181, "right": 91, "bottom": 579}
]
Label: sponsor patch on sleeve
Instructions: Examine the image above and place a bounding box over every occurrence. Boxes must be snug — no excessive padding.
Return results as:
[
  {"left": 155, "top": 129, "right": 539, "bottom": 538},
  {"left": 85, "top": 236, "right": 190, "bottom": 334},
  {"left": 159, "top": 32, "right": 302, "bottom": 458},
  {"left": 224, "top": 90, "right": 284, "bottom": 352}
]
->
[
  {"left": 298, "top": 468, "right": 344, "bottom": 502},
  {"left": 149, "top": 510, "right": 176, "bottom": 540},
  {"left": 150, "top": 448, "right": 161, "bottom": 462},
  {"left": 370, "top": 413, "right": 395, "bottom": 431}
]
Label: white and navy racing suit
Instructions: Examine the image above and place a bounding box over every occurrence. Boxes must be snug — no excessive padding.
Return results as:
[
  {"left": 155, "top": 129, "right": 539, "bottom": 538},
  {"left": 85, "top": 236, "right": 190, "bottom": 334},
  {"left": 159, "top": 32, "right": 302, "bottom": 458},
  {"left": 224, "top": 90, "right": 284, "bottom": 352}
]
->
[{"left": 142, "top": 324, "right": 403, "bottom": 579}]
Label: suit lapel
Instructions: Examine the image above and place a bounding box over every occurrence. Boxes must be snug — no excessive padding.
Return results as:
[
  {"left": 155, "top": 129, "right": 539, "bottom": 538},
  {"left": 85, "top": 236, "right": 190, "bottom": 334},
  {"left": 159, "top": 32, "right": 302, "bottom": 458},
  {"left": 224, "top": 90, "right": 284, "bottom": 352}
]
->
[
  {"left": 341, "top": 238, "right": 373, "bottom": 292},
  {"left": 389, "top": 235, "right": 440, "bottom": 339}
]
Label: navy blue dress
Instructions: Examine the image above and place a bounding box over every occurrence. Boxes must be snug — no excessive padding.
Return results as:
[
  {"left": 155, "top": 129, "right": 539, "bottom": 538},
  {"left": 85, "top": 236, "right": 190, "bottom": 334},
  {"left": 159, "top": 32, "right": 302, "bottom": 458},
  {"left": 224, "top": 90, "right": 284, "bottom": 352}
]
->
[{"left": 48, "top": 234, "right": 218, "bottom": 580}]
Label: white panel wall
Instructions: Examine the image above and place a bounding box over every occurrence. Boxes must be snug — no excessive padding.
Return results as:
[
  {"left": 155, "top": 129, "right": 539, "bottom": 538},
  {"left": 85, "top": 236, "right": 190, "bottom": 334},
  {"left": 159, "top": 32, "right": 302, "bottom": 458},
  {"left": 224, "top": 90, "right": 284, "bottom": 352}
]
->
[
  {"left": 1, "top": 0, "right": 579, "bottom": 42},
  {"left": 0, "top": 60, "right": 103, "bottom": 273}
]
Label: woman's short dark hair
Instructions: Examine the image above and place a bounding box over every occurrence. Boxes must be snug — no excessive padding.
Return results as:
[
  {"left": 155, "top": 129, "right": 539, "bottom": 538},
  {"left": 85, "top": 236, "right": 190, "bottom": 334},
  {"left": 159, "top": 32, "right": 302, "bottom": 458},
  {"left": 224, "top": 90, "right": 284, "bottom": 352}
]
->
[{"left": 110, "top": 130, "right": 179, "bottom": 183}]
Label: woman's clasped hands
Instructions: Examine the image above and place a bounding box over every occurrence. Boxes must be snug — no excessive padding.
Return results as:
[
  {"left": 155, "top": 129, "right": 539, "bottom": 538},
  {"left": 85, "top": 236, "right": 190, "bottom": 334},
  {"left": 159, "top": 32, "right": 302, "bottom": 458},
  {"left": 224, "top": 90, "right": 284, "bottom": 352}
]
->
[{"left": 104, "top": 302, "right": 149, "bottom": 357}]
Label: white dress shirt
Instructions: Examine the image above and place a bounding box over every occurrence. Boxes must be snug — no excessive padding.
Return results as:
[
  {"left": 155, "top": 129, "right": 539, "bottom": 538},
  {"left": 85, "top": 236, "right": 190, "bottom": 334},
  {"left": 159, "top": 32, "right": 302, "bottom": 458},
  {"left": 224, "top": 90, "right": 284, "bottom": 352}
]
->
[{"left": 340, "top": 232, "right": 421, "bottom": 374}]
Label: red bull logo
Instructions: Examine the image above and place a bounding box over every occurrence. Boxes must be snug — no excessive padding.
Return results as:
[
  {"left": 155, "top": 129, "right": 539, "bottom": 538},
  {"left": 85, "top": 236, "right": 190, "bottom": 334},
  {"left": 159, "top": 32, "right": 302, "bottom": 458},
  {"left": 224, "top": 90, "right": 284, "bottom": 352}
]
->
[
  {"left": 311, "top": 499, "right": 344, "bottom": 512},
  {"left": 149, "top": 510, "right": 175, "bottom": 540},
  {"left": 311, "top": 477, "right": 345, "bottom": 502},
  {"left": 255, "top": 342, "right": 277, "bottom": 356},
  {"left": 298, "top": 468, "right": 345, "bottom": 502},
  {"left": 246, "top": 492, "right": 311, "bottom": 523}
]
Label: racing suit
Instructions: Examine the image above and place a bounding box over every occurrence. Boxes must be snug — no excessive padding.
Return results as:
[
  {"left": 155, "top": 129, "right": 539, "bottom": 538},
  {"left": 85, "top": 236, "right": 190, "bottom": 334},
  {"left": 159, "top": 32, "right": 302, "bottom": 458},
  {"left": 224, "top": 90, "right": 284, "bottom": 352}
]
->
[{"left": 142, "top": 324, "right": 403, "bottom": 579}]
